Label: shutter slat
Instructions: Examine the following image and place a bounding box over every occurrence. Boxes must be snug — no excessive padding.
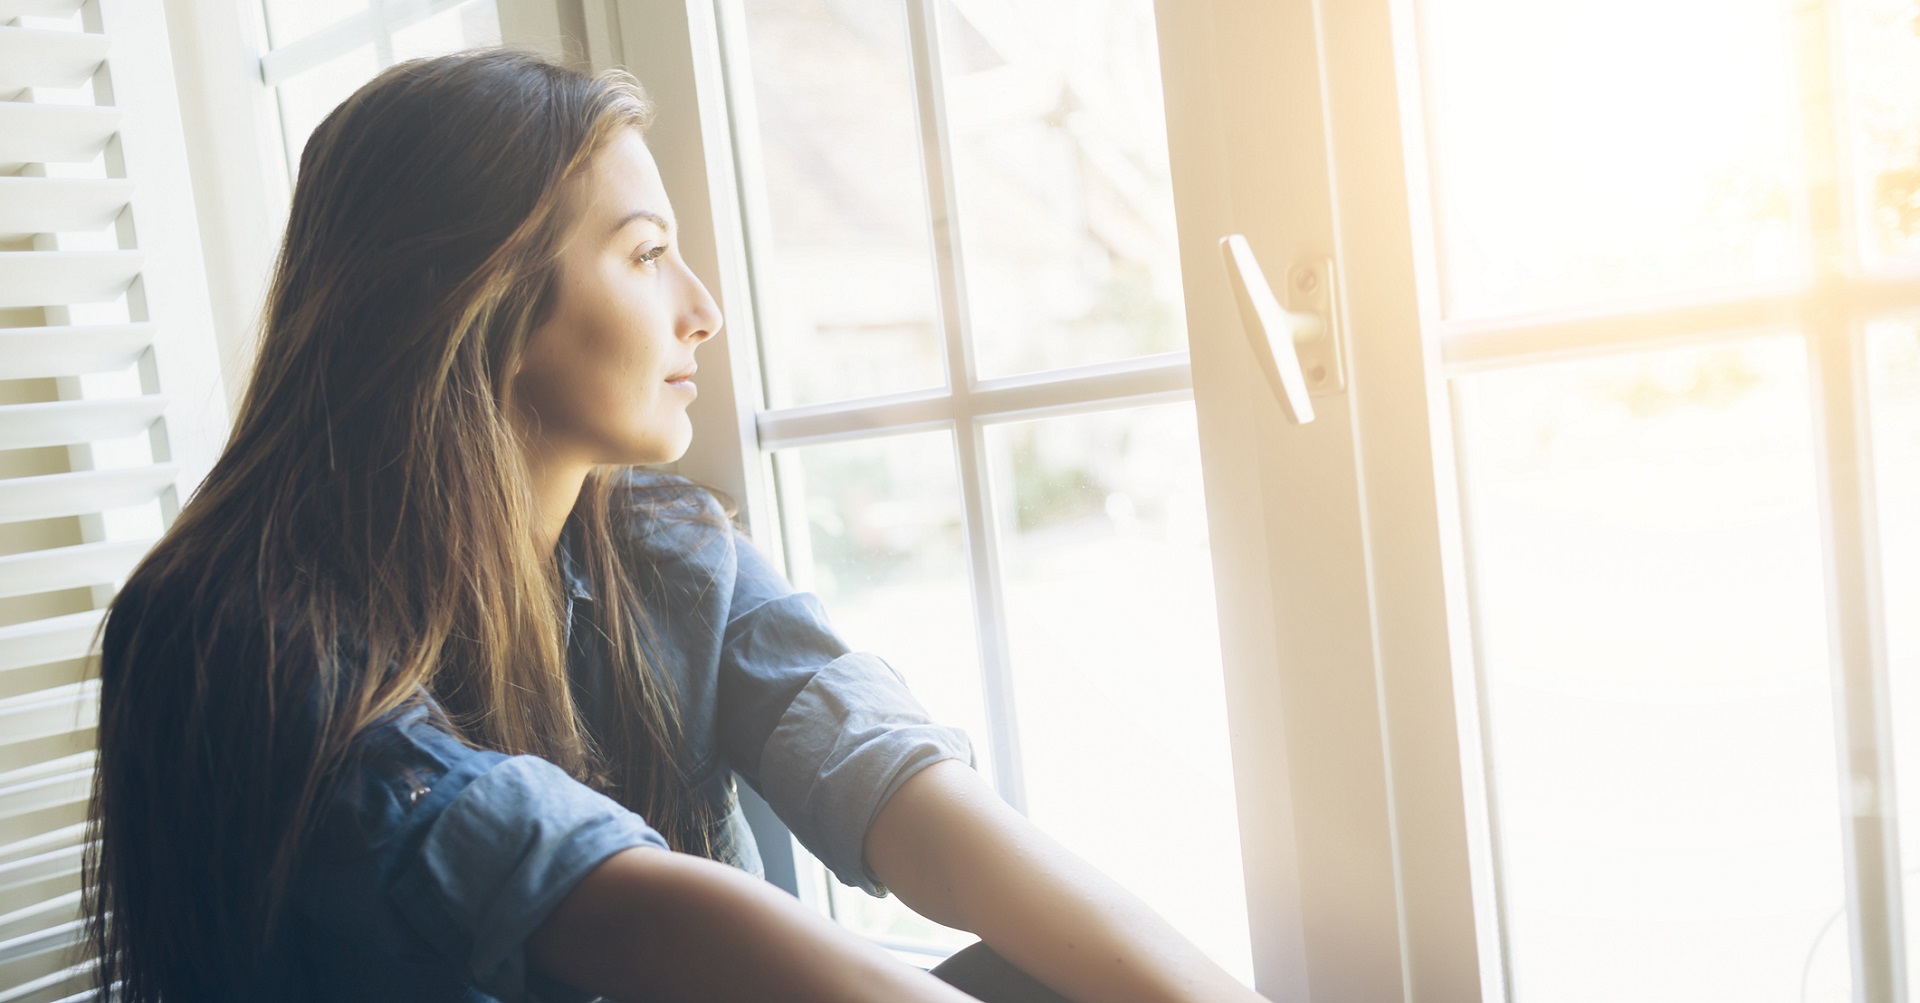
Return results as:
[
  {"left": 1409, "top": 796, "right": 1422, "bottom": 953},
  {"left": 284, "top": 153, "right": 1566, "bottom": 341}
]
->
[
  {"left": 0, "top": 686, "right": 95, "bottom": 749},
  {"left": 0, "top": 959, "right": 90, "bottom": 1003},
  {"left": 0, "top": 541, "right": 152, "bottom": 601},
  {"left": 0, "top": 180, "right": 132, "bottom": 238},
  {"left": 0, "top": 826, "right": 86, "bottom": 874},
  {"left": 0, "top": 105, "right": 118, "bottom": 166},
  {"left": 0, "top": 466, "right": 175, "bottom": 524},
  {"left": 0, "top": 397, "right": 168, "bottom": 451},
  {"left": 0, "top": 615, "right": 102, "bottom": 677},
  {"left": 0, "top": 771, "right": 89, "bottom": 825},
  {"left": 0, "top": 846, "right": 81, "bottom": 899},
  {"left": 0, "top": 920, "right": 80, "bottom": 970},
  {"left": 0, "top": 892, "right": 79, "bottom": 947},
  {"left": 0, "top": 8, "right": 216, "bottom": 999},
  {"left": 0, "top": 29, "right": 108, "bottom": 91},
  {"left": 0, "top": 325, "right": 154, "bottom": 381},
  {"left": 0, "top": 252, "right": 141, "bottom": 310}
]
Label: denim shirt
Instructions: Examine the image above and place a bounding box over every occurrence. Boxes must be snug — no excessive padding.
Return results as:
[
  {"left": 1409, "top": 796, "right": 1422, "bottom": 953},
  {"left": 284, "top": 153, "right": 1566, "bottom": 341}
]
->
[{"left": 263, "top": 472, "right": 973, "bottom": 1002}]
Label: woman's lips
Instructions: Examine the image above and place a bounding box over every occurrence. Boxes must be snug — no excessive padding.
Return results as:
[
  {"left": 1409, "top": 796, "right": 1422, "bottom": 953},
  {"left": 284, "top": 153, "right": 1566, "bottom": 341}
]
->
[{"left": 665, "top": 366, "right": 697, "bottom": 393}]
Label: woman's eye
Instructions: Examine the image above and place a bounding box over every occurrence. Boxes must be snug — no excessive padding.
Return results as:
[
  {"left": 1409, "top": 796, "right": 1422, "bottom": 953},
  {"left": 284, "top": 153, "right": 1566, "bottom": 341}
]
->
[{"left": 633, "top": 245, "right": 668, "bottom": 268}]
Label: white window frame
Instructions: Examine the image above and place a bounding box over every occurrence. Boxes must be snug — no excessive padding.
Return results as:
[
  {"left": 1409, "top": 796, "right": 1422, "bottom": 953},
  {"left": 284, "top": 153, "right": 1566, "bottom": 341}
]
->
[
  {"left": 257, "top": 0, "right": 489, "bottom": 89},
  {"left": 1156, "top": 0, "right": 1920, "bottom": 999}
]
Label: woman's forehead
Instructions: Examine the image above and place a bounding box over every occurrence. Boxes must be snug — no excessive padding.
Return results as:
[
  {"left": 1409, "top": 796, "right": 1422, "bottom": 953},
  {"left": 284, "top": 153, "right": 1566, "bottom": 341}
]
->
[{"left": 580, "top": 131, "right": 675, "bottom": 238}]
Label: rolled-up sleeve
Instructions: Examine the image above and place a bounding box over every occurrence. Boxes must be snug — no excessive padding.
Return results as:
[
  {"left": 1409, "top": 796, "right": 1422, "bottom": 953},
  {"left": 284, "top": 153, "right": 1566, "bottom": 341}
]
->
[
  {"left": 302, "top": 710, "right": 666, "bottom": 1003},
  {"left": 392, "top": 755, "right": 668, "bottom": 1000},
  {"left": 756, "top": 650, "right": 973, "bottom": 893},
  {"left": 718, "top": 538, "right": 974, "bottom": 894}
]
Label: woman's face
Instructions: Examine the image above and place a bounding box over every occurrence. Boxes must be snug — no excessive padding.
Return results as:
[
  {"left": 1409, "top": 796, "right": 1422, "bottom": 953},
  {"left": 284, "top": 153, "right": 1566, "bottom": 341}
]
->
[{"left": 511, "top": 129, "right": 721, "bottom": 469}]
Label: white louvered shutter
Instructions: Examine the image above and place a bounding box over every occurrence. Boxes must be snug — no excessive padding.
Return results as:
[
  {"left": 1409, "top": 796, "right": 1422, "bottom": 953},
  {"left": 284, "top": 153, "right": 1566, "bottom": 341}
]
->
[{"left": 0, "top": 0, "right": 230, "bottom": 1000}]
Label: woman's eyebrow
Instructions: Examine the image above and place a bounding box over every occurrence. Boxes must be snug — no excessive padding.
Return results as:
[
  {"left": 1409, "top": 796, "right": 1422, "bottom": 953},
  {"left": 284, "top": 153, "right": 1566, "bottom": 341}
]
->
[{"left": 609, "top": 208, "right": 672, "bottom": 238}]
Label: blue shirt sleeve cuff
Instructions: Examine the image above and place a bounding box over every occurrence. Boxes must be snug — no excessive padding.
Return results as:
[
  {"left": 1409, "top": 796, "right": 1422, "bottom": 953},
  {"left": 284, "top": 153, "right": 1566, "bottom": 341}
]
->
[
  {"left": 756, "top": 652, "right": 975, "bottom": 895},
  {"left": 393, "top": 755, "right": 668, "bottom": 1002}
]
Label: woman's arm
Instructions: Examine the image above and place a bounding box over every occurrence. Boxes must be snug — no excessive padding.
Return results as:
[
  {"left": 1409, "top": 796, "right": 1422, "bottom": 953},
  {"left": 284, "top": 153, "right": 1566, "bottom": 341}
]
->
[
  {"left": 865, "top": 760, "right": 1270, "bottom": 1003},
  {"left": 527, "top": 846, "right": 978, "bottom": 1003}
]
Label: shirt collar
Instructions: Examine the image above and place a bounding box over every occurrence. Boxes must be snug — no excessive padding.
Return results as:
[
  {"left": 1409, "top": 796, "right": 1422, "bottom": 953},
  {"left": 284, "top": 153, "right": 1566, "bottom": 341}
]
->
[{"left": 554, "top": 525, "right": 594, "bottom": 602}]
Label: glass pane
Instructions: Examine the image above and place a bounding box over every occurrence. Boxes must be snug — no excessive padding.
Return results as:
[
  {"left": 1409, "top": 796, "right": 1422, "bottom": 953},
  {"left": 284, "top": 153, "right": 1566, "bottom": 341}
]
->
[
  {"left": 262, "top": 0, "right": 368, "bottom": 49},
  {"left": 986, "top": 403, "right": 1252, "bottom": 982},
  {"left": 1455, "top": 338, "right": 1850, "bottom": 1002},
  {"left": 1418, "top": 0, "right": 1800, "bottom": 319},
  {"left": 275, "top": 44, "right": 379, "bottom": 174},
  {"left": 1867, "top": 318, "right": 1920, "bottom": 979},
  {"left": 733, "top": 0, "right": 946, "bottom": 408},
  {"left": 391, "top": 0, "right": 501, "bottom": 64},
  {"left": 1839, "top": 0, "right": 1920, "bottom": 267},
  {"left": 939, "top": 0, "right": 1186, "bottom": 378},
  {"left": 772, "top": 431, "right": 982, "bottom": 951}
]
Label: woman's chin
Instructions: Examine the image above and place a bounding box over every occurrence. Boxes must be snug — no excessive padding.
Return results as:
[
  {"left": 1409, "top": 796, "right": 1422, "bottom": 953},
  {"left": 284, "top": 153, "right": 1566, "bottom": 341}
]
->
[{"left": 627, "top": 428, "right": 693, "bottom": 467}]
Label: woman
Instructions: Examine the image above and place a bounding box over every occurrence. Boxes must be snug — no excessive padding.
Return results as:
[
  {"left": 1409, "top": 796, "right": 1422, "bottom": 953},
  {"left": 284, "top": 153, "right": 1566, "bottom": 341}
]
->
[{"left": 87, "top": 50, "right": 1267, "bottom": 1003}]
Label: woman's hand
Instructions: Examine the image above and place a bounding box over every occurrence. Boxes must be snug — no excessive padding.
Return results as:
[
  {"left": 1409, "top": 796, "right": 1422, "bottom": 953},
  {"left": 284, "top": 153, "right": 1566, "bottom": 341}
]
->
[
  {"left": 865, "top": 759, "right": 1271, "bottom": 1003},
  {"left": 527, "top": 846, "right": 978, "bottom": 1003}
]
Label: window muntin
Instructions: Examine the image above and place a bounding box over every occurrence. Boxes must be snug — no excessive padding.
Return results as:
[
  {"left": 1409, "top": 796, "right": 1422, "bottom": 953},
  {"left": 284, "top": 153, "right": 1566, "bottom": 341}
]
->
[
  {"left": 261, "top": 0, "right": 372, "bottom": 48},
  {"left": 1867, "top": 316, "right": 1920, "bottom": 979}
]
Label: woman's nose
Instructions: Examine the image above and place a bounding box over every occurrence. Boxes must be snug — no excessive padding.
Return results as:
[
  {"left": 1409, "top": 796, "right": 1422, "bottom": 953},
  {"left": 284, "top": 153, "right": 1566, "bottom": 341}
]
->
[{"left": 681, "top": 265, "right": 722, "bottom": 344}]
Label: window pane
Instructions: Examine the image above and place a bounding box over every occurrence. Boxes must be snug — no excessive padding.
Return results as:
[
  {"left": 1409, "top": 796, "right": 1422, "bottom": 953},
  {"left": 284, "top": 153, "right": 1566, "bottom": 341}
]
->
[
  {"left": 1867, "top": 318, "right": 1920, "bottom": 979},
  {"left": 1417, "top": 0, "right": 1800, "bottom": 319},
  {"left": 771, "top": 431, "right": 983, "bottom": 951},
  {"left": 391, "top": 0, "right": 501, "bottom": 63},
  {"left": 262, "top": 0, "right": 368, "bottom": 49},
  {"left": 939, "top": 0, "right": 1186, "bottom": 378},
  {"left": 1839, "top": 0, "right": 1920, "bottom": 267},
  {"left": 733, "top": 0, "right": 946, "bottom": 408},
  {"left": 1455, "top": 338, "right": 1850, "bottom": 1002},
  {"left": 274, "top": 44, "right": 379, "bottom": 172},
  {"left": 985, "top": 403, "right": 1252, "bottom": 982}
]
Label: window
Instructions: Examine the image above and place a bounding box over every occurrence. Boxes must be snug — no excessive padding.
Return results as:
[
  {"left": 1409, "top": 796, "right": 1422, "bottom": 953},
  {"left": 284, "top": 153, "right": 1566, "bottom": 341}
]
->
[
  {"left": 709, "top": 0, "right": 1253, "bottom": 972},
  {"left": 1152, "top": 0, "right": 1920, "bottom": 999},
  {"left": 12, "top": 1, "right": 1915, "bottom": 999}
]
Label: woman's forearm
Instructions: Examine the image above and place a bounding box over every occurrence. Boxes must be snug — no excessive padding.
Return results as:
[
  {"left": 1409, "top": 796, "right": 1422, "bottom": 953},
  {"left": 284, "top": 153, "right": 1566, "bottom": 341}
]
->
[
  {"left": 527, "top": 846, "right": 978, "bottom": 1003},
  {"left": 866, "top": 760, "right": 1269, "bottom": 1003}
]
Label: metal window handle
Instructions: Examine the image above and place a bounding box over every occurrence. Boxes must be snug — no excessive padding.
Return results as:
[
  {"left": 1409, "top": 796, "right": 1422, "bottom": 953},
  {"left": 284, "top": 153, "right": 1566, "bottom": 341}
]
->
[{"left": 1218, "top": 234, "right": 1345, "bottom": 425}]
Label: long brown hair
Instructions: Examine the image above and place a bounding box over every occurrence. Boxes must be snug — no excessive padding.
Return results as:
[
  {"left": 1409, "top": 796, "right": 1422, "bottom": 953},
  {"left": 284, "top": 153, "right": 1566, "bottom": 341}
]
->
[{"left": 86, "top": 50, "right": 715, "bottom": 1002}]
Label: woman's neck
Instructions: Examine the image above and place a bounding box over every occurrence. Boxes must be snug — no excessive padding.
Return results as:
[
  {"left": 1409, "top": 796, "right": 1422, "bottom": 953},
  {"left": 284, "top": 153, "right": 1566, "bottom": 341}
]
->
[{"left": 527, "top": 455, "right": 593, "bottom": 555}]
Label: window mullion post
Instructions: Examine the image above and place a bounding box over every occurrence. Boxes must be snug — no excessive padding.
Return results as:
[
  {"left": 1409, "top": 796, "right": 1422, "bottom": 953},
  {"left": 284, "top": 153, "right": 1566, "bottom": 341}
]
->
[
  {"left": 371, "top": 0, "right": 396, "bottom": 68},
  {"left": 903, "top": 0, "right": 1026, "bottom": 814},
  {"left": 1793, "top": 3, "right": 1907, "bottom": 1001}
]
